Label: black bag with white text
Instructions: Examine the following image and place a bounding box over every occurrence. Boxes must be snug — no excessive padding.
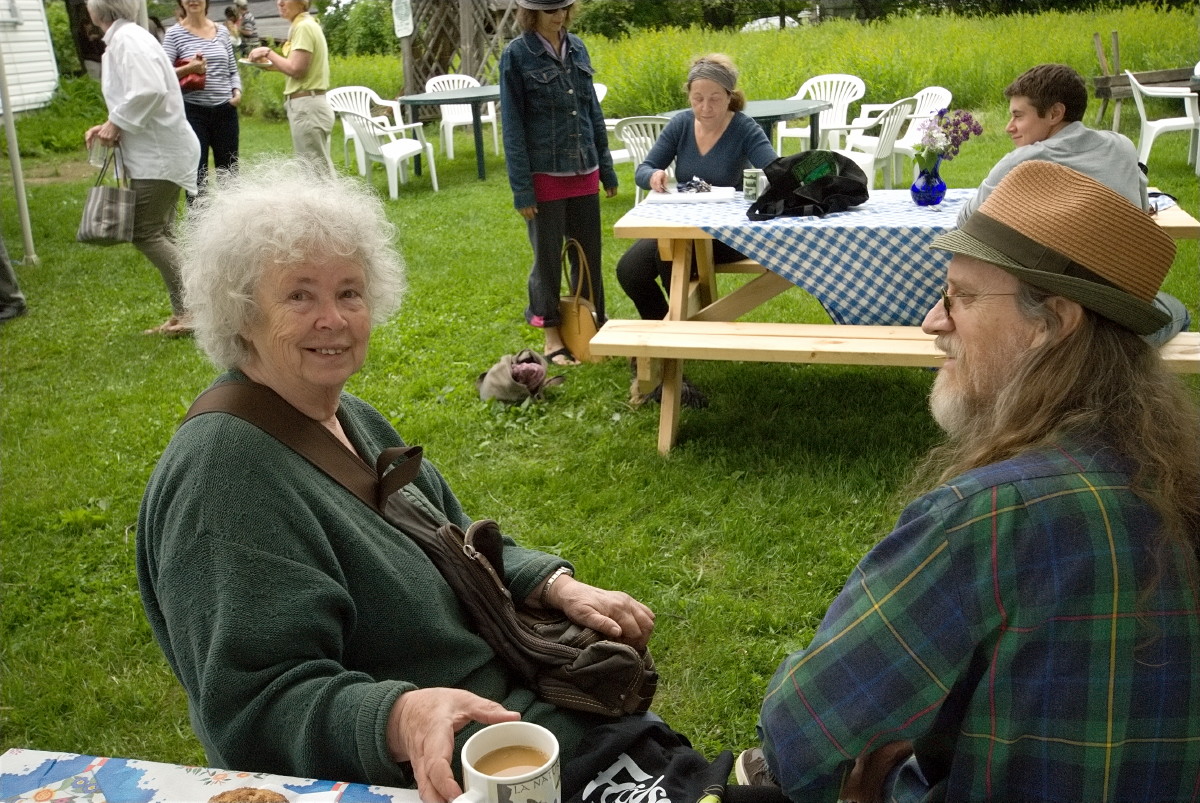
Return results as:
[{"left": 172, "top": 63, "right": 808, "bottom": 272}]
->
[
  {"left": 564, "top": 719, "right": 789, "bottom": 803},
  {"left": 565, "top": 720, "right": 732, "bottom": 803}
]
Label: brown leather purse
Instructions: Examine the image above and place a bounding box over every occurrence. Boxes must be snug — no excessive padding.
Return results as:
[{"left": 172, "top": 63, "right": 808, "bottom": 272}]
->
[
  {"left": 558, "top": 238, "right": 603, "bottom": 363},
  {"left": 183, "top": 380, "right": 657, "bottom": 718}
]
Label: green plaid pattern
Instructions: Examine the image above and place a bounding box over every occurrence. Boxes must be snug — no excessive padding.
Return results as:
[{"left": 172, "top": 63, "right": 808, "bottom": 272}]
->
[{"left": 759, "top": 438, "right": 1200, "bottom": 802}]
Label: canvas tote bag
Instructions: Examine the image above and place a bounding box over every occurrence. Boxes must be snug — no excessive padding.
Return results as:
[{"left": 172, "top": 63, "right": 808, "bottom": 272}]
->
[
  {"left": 558, "top": 238, "right": 603, "bottom": 363},
  {"left": 77, "top": 148, "right": 135, "bottom": 246}
]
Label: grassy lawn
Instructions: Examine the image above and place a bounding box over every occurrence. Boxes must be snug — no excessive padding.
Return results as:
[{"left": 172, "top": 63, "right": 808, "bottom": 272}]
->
[{"left": 2, "top": 9, "right": 1199, "bottom": 772}]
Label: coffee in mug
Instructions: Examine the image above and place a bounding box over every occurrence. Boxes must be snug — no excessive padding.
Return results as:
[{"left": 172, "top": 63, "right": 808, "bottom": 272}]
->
[
  {"left": 454, "top": 721, "right": 560, "bottom": 803},
  {"left": 474, "top": 745, "right": 551, "bottom": 778}
]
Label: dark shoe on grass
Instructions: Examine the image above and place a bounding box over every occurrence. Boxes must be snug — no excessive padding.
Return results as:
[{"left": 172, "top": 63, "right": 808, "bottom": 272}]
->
[
  {"left": 644, "top": 376, "right": 709, "bottom": 409},
  {"left": 0, "top": 302, "right": 27, "bottom": 323}
]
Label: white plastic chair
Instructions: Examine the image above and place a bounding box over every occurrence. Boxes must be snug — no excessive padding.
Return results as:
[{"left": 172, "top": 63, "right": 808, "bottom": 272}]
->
[
  {"left": 425, "top": 73, "right": 499, "bottom": 160},
  {"left": 613, "top": 116, "right": 671, "bottom": 203},
  {"left": 1125, "top": 70, "right": 1199, "bottom": 165},
  {"left": 339, "top": 110, "right": 439, "bottom": 198},
  {"left": 594, "top": 82, "right": 621, "bottom": 132},
  {"left": 841, "top": 86, "right": 952, "bottom": 183},
  {"left": 831, "top": 97, "right": 917, "bottom": 190},
  {"left": 775, "top": 73, "right": 866, "bottom": 152},
  {"left": 327, "top": 85, "right": 403, "bottom": 176}
]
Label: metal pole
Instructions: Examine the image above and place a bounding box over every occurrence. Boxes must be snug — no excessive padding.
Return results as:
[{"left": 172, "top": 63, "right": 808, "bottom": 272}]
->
[{"left": 0, "top": 36, "right": 39, "bottom": 265}]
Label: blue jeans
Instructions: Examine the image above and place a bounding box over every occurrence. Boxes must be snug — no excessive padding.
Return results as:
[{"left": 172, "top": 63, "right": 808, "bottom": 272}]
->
[{"left": 1144, "top": 291, "right": 1191, "bottom": 348}]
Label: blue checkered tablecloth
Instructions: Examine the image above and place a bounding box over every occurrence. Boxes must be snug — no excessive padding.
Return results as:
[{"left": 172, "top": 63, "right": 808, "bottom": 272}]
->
[{"left": 627, "top": 188, "right": 974, "bottom": 325}]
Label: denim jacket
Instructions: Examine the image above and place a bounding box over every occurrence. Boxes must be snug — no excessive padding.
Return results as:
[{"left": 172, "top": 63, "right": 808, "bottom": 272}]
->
[{"left": 499, "top": 30, "right": 617, "bottom": 210}]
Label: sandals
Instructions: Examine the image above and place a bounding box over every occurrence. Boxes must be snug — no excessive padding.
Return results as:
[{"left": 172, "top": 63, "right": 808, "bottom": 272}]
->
[
  {"left": 545, "top": 346, "right": 579, "bottom": 367},
  {"left": 143, "top": 316, "right": 194, "bottom": 337}
]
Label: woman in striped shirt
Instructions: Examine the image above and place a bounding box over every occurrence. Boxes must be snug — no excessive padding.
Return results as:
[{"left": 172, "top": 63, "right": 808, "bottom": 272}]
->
[{"left": 162, "top": 0, "right": 241, "bottom": 198}]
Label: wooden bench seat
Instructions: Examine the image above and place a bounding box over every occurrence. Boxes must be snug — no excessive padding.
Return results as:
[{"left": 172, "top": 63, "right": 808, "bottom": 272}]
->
[{"left": 590, "top": 319, "right": 1200, "bottom": 374}]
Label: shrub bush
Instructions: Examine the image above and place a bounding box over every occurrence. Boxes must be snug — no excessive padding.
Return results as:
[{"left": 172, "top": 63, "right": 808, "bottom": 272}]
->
[
  {"left": 4, "top": 76, "right": 105, "bottom": 157},
  {"left": 324, "top": 0, "right": 398, "bottom": 56}
]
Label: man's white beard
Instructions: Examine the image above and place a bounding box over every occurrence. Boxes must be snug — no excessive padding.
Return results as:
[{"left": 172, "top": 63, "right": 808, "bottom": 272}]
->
[
  {"left": 929, "top": 369, "right": 975, "bottom": 437},
  {"left": 927, "top": 331, "right": 1030, "bottom": 438}
]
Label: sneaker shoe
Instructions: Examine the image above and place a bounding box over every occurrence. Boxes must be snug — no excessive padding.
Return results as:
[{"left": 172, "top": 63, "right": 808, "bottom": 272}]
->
[
  {"left": 0, "top": 302, "right": 27, "bottom": 323},
  {"left": 735, "top": 748, "right": 778, "bottom": 788}
]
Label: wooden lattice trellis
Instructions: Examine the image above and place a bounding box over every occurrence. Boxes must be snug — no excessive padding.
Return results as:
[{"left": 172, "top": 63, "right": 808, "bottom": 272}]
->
[{"left": 401, "top": 0, "right": 521, "bottom": 110}]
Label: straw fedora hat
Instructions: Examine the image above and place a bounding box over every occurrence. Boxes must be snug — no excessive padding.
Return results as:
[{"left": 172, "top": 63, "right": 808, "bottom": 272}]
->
[
  {"left": 516, "top": 0, "right": 575, "bottom": 9},
  {"left": 931, "top": 161, "right": 1175, "bottom": 334}
]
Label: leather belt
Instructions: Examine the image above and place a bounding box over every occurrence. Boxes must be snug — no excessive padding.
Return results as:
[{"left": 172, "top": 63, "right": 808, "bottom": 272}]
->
[{"left": 286, "top": 89, "right": 326, "bottom": 100}]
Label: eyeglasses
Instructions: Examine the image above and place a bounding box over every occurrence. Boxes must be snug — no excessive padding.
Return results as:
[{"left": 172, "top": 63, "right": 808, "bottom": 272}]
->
[{"left": 940, "top": 286, "right": 1019, "bottom": 316}]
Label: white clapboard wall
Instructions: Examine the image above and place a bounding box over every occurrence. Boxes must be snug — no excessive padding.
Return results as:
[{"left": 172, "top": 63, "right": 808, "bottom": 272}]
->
[{"left": 0, "top": 0, "right": 59, "bottom": 115}]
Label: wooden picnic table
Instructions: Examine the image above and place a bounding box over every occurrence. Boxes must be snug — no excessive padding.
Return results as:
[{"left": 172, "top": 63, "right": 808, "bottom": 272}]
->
[{"left": 591, "top": 191, "right": 1200, "bottom": 452}]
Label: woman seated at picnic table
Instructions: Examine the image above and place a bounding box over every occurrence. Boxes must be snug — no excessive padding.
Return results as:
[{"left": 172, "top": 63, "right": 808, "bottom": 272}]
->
[
  {"left": 615, "top": 53, "right": 777, "bottom": 406},
  {"left": 136, "top": 158, "right": 655, "bottom": 803}
]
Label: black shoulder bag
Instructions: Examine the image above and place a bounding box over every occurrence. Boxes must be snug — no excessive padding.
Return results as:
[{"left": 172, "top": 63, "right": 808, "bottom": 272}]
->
[{"left": 183, "top": 380, "right": 657, "bottom": 718}]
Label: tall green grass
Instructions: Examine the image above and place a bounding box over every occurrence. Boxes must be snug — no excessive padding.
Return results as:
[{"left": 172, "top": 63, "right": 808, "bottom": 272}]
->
[
  {"left": 587, "top": 4, "right": 1197, "bottom": 117},
  {"left": 2, "top": 2, "right": 1198, "bottom": 776}
]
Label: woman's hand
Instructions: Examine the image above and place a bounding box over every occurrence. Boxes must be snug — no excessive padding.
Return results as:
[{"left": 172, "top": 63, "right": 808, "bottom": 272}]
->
[
  {"left": 230, "top": 88, "right": 242, "bottom": 108},
  {"left": 178, "top": 53, "right": 206, "bottom": 75},
  {"left": 518, "top": 205, "right": 537, "bottom": 221},
  {"left": 85, "top": 121, "right": 121, "bottom": 148},
  {"left": 649, "top": 170, "right": 670, "bottom": 193},
  {"left": 247, "top": 45, "right": 272, "bottom": 63},
  {"left": 542, "top": 575, "right": 655, "bottom": 650},
  {"left": 386, "top": 688, "right": 520, "bottom": 803},
  {"left": 605, "top": 185, "right": 618, "bottom": 198}
]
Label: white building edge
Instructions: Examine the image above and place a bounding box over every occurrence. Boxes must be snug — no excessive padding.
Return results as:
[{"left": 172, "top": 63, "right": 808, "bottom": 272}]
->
[{"left": 0, "top": 0, "right": 59, "bottom": 115}]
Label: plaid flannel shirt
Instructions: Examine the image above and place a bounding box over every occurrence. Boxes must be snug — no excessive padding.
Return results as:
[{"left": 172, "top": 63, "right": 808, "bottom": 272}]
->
[{"left": 760, "top": 437, "right": 1200, "bottom": 802}]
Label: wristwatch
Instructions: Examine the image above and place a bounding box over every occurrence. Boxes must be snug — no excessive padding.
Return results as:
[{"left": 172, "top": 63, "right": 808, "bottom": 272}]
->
[{"left": 540, "top": 566, "right": 573, "bottom": 607}]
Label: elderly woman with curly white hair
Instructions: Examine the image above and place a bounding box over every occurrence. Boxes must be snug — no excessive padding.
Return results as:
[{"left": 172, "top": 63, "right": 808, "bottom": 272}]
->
[{"left": 136, "top": 159, "right": 655, "bottom": 803}]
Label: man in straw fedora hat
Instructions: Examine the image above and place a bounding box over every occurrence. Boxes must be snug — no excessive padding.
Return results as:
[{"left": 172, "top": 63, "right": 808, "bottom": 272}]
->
[{"left": 738, "top": 161, "right": 1200, "bottom": 802}]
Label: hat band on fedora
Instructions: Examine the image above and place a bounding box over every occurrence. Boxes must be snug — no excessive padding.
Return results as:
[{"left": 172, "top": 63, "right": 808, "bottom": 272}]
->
[{"left": 960, "top": 212, "right": 1128, "bottom": 297}]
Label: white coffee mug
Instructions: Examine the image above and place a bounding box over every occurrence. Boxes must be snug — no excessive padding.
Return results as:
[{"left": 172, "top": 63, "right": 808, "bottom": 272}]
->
[{"left": 454, "top": 721, "right": 560, "bottom": 803}]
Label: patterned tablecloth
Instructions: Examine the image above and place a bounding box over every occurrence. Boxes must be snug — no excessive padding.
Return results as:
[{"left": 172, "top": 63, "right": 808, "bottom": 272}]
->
[
  {"left": 1, "top": 749, "right": 421, "bottom": 803},
  {"left": 625, "top": 188, "right": 974, "bottom": 326}
]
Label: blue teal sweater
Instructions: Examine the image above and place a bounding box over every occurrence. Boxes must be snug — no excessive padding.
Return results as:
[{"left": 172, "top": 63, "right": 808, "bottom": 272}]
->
[{"left": 635, "top": 110, "right": 776, "bottom": 191}]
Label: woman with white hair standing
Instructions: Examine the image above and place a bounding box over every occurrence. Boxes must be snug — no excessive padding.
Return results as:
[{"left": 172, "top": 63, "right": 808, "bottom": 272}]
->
[
  {"left": 137, "top": 160, "right": 656, "bottom": 802},
  {"left": 85, "top": 0, "right": 200, "bottom": 336}
]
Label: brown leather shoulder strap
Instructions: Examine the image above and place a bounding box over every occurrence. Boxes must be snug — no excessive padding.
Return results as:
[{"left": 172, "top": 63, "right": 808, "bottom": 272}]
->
[{"left": 182, "top": 380, "right": 422, "bottom": 513}]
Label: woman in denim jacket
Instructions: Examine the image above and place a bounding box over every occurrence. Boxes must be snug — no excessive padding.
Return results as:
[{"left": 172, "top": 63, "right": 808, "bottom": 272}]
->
[{"left": 500, "top": 0, "right": 618, "bottom": 365}]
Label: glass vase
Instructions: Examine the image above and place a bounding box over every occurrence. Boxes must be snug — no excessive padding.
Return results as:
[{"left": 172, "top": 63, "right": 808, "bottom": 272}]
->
[{"left": 910, "top": 157, "right": 946, "bottom": 206}]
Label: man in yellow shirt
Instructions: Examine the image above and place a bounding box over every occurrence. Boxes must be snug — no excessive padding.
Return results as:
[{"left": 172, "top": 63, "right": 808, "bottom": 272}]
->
[{"left": 248, "top": 0, "right": 333, "bottom": 174}]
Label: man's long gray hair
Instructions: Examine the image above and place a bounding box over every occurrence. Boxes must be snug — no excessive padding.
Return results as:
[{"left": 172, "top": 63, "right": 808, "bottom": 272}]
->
[{"left": 914, "top": 283, "right": 1200, "bottom": 585}]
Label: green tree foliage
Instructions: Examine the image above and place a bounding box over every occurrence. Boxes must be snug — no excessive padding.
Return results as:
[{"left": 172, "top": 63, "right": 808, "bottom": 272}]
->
[
  {"left": 575, "top": 0, "right": 815, "bottom": 38},
  {"left": 322, "top": 0, "right": 398, "bottom": 55}
]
